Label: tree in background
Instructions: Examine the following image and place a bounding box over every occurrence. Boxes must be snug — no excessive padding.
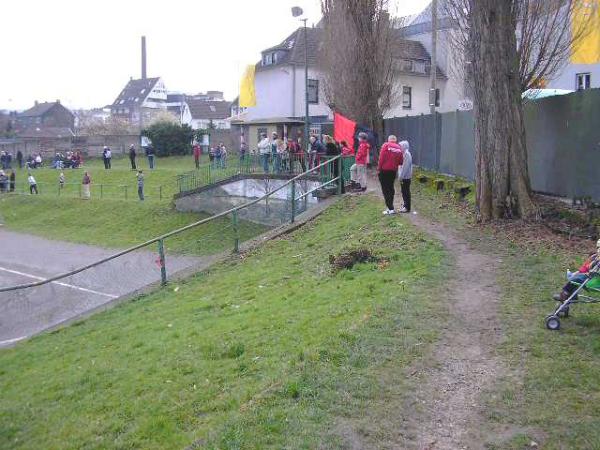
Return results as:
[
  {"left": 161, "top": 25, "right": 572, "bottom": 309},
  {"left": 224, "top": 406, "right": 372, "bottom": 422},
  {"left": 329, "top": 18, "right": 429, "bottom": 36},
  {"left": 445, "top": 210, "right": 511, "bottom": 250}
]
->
[
  {"left": 77, "top": 116, "right": 138, "bottom": 136},
  {"left": 319, "top": 0, "right": 398, "bottom": 135},
  {"left": 444, "top": 0, "right": 596, "bottom": 220},
  {"left": 142, "top": 121, "right": 194, "bottom": 157}
]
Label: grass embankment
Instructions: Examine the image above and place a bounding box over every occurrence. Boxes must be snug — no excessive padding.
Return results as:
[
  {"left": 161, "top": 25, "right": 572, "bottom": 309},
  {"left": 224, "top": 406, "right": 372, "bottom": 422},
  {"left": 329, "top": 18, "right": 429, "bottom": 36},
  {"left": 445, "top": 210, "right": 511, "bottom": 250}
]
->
[
  {"left": 412, "top": 179, "right": 600, "bottom": 448},
  {"left": 0, "top": 195, "right": 447, "bottom": 449},
  {"left": 0, "top": 156, "right": 267, "bottom": 255}
]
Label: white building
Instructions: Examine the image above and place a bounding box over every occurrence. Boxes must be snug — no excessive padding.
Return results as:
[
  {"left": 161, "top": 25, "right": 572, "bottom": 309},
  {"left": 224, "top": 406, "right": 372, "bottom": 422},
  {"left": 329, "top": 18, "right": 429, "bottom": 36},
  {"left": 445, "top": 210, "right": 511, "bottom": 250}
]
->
[{"left": 111, "top": 77, "right": 168, "bottom": 127}]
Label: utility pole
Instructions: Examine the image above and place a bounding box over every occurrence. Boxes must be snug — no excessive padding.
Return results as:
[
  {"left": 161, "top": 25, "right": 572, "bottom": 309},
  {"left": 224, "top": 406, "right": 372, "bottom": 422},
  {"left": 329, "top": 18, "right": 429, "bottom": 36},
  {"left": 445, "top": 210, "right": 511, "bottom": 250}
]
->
[
  {"left": 303, "top": 18, "right": 310, "bottom": 154},
  {"left": 430, "top": 0, "right": 438, "bottom": 167}
]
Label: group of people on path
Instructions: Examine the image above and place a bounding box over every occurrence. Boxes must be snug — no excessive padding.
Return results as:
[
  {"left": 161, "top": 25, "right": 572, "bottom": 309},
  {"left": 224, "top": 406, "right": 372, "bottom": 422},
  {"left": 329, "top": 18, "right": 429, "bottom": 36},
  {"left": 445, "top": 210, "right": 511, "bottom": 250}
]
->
[{"left": 377, "top": 135, "right": 413, "bottom": 215}]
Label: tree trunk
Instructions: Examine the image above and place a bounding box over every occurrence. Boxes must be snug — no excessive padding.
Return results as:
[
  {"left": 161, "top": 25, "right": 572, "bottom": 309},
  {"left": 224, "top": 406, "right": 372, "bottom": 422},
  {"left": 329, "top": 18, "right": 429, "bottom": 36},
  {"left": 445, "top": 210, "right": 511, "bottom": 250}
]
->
[{"left": 470, "top": 0, "right": 537, "bottom": 221}]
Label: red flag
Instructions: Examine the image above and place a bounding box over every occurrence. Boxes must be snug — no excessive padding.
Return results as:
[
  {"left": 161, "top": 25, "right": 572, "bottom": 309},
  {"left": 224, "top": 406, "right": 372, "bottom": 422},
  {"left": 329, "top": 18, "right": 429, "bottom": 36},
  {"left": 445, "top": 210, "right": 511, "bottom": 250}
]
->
[{"left": 334, "top": 112, "right": 356, "bottom": 149}]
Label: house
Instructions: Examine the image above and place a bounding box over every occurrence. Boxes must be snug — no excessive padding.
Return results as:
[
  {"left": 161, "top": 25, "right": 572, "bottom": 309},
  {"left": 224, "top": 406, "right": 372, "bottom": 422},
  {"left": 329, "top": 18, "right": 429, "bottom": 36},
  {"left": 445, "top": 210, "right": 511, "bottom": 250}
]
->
[
  {"left": 111, "top": 77, "right": 168, "bottom": 127},
  {"left": 235, "top": 22, "right": 453, "bottom": 149},
  {"left": 16, "top": 101, "right": 75, "bottom": 131},
  {"left": 166, "top": 93, "right": 193, "bottom": 126},
  {"left": 402, "top": 0, "right": 600, "bottom": 101},
  {"left": 188, "top": 91, "right": 226, "bottom": 101},
  {"left": 187, "top": 98, "right": 232, "bottom": 130}
]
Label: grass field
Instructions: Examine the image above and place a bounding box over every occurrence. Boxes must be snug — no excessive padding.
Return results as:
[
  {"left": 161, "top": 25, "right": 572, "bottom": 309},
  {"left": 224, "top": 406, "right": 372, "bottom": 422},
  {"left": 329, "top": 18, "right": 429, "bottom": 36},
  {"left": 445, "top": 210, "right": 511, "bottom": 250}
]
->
[
  {"left": 0, "top": 156, "right": 268, "bottom": 255},
  {"left": 0, "top": 195, "right": 447, "bottom": 449},
  {"left": 411, "top": 180, "right": 600, "bottom": 448}
]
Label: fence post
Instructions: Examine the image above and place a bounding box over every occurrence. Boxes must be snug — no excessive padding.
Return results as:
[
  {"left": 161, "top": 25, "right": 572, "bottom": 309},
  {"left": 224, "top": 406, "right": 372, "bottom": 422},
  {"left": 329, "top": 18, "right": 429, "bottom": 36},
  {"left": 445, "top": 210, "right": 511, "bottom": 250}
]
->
[
  {"left": 159, "top": 185, "right": 162, "bottom": 200},
  {"left": 291, "top": 181, "right": 296, "bottom": 223},
  {"left": 337, "top": 157, "right": 343, "bottom": 195},
  {"left": 158, "top": 239, "right": 167, "bottom": 285},
  {"left": 232, "top": 210, "right": 240, "bottom": 253},
  {"left": 100, "top": 184, "right": 103, "bottom": 199}
]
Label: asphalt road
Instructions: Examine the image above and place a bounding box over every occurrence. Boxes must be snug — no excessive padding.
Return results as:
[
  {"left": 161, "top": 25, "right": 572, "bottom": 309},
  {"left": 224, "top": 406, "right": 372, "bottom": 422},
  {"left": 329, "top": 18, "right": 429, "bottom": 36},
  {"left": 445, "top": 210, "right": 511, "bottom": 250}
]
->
[{"left": 0, "top": 229, "right": 204, "bottom": 347}]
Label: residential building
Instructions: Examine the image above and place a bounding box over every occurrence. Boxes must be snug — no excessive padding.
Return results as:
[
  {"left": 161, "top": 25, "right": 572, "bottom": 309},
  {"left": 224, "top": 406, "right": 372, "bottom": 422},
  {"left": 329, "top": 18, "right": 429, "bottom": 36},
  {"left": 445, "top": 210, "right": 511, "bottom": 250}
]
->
[
  {"left": 110, "top": 77, "right": 168, "bottom": 127},
  {"left": 16, "top": 100, "right": 75, "bottom": 131},
  {"left": 235, "top": 22, "right": 451, "bottom": 148},
  {"left": 166, "top": 93, "right": 193, "bottom": 126},
  {"left": 187, "top": 98, "right": 231, "bottom": 130}
]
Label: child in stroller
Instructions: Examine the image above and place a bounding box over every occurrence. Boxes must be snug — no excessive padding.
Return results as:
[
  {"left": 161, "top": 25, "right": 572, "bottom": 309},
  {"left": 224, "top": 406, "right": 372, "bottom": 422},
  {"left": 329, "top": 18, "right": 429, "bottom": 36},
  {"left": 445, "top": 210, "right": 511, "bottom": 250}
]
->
[{"left": 546, "top": 239, "right": 600, "bottom": 330}]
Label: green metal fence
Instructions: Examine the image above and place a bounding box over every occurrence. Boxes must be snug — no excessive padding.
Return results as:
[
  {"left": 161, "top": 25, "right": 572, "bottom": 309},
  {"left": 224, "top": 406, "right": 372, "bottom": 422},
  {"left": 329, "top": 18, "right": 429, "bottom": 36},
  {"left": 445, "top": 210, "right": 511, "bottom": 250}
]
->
[
  {"left": 4, "top": 181, "right": 165, "bottom": 201},
  {"left": 0, "top": 155, "right": 344, "bottom": 293}
]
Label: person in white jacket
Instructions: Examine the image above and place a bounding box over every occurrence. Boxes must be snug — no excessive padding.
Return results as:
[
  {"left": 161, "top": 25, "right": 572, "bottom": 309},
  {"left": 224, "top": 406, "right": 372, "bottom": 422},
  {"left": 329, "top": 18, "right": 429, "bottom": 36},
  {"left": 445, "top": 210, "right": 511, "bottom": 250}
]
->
[
  {"left": 398, "top": 140, "right": 413, "bottom": 213},
  {"left": 257, "top": 133, "right": 271, "bottom": 173}
]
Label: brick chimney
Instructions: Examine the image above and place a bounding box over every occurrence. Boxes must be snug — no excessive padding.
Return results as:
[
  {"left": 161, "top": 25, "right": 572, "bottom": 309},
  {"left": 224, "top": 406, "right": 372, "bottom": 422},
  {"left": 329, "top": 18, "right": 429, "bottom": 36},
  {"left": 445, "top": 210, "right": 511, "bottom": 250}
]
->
[{"left": 34, "top": 100, "right": 38, "bottom": 106}]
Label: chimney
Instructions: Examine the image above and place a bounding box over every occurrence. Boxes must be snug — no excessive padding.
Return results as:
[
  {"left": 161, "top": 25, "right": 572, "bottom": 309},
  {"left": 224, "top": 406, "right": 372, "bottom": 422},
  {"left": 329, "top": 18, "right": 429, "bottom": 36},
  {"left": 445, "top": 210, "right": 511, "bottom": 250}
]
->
[
  {"left": 141, "top": 36, "right": 147, "bottom": 79},
  {"left": 56, "top": 99, "right": 60, "bottom": 104},
  {"left": 34, "top": 100, "right": 38, "bottom": 106}
]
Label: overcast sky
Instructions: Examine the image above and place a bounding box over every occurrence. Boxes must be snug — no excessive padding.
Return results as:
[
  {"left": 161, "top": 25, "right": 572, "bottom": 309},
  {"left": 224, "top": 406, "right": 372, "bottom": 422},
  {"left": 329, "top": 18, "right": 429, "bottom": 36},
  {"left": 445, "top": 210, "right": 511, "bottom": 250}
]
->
[{"left": 0, "top": 0, "right": 430, "bottom": 111}]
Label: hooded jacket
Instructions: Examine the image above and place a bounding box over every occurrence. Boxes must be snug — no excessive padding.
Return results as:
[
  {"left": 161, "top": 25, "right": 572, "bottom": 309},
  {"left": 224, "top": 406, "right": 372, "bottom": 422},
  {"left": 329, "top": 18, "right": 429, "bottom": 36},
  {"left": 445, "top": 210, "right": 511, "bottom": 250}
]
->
[
  {"left": 377, "top": 142, "right": 403, "bottom": 172},
  {"left": 398, "top": 141, "right": 413, "bottom": 180}
]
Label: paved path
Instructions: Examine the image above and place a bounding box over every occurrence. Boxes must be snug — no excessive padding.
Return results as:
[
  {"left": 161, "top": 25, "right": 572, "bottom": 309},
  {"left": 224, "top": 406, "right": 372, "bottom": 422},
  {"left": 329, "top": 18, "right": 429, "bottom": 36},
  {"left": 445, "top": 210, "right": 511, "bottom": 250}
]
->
[{"left": 0, "top": 229, "right": 204, "bottom": 347}]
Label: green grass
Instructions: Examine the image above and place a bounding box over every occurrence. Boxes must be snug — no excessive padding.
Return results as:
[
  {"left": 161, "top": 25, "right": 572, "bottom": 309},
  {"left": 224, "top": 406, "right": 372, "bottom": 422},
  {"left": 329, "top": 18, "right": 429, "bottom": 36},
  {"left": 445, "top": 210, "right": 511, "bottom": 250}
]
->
[
  {"left": 0, "top": 156, "right": 267, "bottom": 255},
  {"left": 0, "top": 195, "right": 447, "bottom": 449},
  {"left": 411, "top": 179, "right": 600, "bottom": 448}
]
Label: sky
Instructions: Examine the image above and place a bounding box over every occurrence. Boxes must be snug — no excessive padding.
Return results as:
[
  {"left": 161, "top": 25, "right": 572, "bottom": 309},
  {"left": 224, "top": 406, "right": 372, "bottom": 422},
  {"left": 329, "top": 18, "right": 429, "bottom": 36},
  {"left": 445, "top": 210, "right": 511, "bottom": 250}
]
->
[{"left": 0, "top": 0, "right": 430, "bottom": 111}]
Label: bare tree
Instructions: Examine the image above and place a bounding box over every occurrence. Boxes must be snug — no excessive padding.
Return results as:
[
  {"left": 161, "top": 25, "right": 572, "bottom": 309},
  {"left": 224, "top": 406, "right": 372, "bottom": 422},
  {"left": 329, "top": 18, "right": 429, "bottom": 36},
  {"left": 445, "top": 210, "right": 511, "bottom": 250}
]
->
[
  {"left": 442, "top": 0, "right": 595, "bottom": 220},
  {"left": 78, "top": 116, "right": 138, "bottom": 136},
  {"left": 320, "top": 0, "right": 398, "bottom": 135}
]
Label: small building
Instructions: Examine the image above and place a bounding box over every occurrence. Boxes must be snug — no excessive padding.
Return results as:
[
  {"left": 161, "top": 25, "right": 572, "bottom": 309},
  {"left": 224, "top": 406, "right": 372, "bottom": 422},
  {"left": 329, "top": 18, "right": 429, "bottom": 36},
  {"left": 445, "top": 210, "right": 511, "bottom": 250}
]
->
[
  {"left": 111, "top": 77, "right": 168, "bottom": 127},
  {"left": 16, "top": 101, "right": 75, "bottom": 131},
  {"left": 187, "top": 98, "right": 232, "bottom": 130},
  {"left": 166, "top": 93, "right": 192, "bottom": 126}
]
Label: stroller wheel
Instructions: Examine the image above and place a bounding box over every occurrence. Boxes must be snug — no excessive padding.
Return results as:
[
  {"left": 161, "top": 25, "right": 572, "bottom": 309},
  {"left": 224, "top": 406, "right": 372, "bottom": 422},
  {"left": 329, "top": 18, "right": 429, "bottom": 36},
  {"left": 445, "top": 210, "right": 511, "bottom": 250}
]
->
[{"left": 545, "top": 315, "right": 561, "bottom": 331}]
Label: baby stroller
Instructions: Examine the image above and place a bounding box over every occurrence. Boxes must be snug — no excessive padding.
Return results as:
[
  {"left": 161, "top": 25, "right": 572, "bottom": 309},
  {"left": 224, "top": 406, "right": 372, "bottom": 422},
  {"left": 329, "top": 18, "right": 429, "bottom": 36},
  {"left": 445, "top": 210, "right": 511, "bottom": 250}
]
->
[{"left": 546, "top": 259, "right": 600, "bottom": 330}]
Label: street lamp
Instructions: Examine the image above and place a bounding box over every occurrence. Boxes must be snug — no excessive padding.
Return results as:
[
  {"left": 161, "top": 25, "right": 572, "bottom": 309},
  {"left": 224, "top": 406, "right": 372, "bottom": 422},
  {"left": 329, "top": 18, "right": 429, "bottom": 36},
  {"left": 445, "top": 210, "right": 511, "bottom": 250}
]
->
[{"left": 292, "top": 6, "right": 310, "bottom": 155}]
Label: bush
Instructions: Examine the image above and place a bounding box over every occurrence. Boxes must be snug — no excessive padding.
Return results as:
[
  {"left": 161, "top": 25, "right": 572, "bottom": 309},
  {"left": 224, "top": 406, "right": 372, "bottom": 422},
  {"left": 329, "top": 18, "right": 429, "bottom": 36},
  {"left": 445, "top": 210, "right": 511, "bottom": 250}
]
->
[{"left": 142, "top": 121, "right": 194, "bottom": 156}]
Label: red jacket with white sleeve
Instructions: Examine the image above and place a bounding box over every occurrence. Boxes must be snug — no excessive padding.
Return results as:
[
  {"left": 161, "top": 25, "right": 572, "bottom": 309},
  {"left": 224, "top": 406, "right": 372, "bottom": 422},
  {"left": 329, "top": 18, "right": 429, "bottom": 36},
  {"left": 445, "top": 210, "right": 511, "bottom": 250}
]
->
[{"left": 377, "top": 142, "right": 404, "bottom": 172}]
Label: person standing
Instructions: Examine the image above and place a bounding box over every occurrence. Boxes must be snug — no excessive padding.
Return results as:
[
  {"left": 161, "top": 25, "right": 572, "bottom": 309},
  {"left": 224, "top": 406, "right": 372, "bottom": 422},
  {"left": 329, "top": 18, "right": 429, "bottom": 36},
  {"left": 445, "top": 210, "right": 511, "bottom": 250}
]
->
[
  {"left": 377, "top": 135, "right": 404, "bottom": 215},
  {"left": 81, "top": 171, "right": 91, "bottom": 200},
  {"left": 239, "top": 141, "right": 248, "bottom": 163},
  {"left": 136, "top": 170, "right": 144, "bottom": 201},
  {"left": 28, "top": 173, "right": 38, "bottom": 194},
  {"left": 220, "top": 143, "right": 227, "bottom": 169},
  {"left": 102, "top": 146, "right": 109, "bottom": 169},
  {"left": 258, "top": 133, "right": 271, "bottom": 173},
  {"left": 146, "top": 146, "right": 155, "bottom": 170},
  {"left": 16, "top": 150, "right": 23, "bottom": 169},
  {"left": 59, "top": 172, "right": 65, "bottom": 190},
  {"left": 350, "top": 132, "right": 370, "bottom": 191},
  {"left": 398, "top": 140, "right": 413, "bottom": 213},
  {"left": 129, "top": 144, "right": 137, "bottom": 170},
  {"left": 9, "top": 170, "right": 15, "bottom": 192},
  {"left": 0, "top": 171, "right": 7, "bottom": 193},
  {"left": 193, "top": 143, "right": 201, "bottom": 169},
  {"left": 105, "top": 147, "right": 112, "bottom": 169}
]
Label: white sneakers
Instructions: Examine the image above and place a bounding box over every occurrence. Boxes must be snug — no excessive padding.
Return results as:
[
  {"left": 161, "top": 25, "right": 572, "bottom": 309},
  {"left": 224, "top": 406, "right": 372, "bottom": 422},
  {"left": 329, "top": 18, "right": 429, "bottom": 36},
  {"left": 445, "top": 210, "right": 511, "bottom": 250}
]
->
[
  {"left": 399, "top": 207, "right": 409, "bottom": 213},
  {"left": 383, "top": 209, "right": 396, "bottom": 215}
]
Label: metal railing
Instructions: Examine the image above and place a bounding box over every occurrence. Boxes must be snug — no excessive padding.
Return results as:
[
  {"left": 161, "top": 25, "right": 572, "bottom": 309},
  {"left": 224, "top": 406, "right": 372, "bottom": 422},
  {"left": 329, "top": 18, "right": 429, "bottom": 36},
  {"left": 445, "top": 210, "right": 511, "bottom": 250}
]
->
[
  {"left": 176, "top": 152, "right": 345, "bottom": 194},
  {"left": 0, "top": 156, "right": 344, "bottom": 293},
  {"left": 3, "top": 181, "right": 165, "bottom": 201}
]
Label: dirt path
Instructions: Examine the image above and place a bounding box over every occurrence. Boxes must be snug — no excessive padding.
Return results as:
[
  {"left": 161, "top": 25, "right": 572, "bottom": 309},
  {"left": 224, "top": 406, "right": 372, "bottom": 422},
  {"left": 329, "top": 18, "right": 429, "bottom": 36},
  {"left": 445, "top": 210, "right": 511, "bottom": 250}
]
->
[
  {"left": 408, "top": 213, "right": 505, "bottom": 449},
  {"left": 365, "top": 178, "right": 507, "bottom": 448}
]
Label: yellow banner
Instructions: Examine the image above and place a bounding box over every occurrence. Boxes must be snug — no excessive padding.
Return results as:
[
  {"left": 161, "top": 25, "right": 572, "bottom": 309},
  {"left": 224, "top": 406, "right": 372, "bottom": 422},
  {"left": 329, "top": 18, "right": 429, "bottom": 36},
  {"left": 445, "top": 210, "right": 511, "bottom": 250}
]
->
[
  {"left": 571, "top": 0, "right": 600, "bottom": 64},
  {"left": 239, "top": 65, "right": 257, "bottom": 107}
]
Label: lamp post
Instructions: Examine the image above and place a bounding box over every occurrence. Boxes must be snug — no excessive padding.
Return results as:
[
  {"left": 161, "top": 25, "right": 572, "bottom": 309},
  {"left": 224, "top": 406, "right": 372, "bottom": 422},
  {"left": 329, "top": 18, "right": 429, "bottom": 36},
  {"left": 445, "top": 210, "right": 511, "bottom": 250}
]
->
[{"left": 292, "top": 7, "right": 310, "bottom": 155}]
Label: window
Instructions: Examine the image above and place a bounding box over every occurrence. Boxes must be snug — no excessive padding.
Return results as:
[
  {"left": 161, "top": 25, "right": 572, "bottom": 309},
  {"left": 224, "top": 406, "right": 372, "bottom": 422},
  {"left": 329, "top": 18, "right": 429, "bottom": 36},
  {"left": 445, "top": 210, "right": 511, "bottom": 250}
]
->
[
  {"left": 209, "top": 105, "right": 216, "bottom": 112},
  {"left": 140, "top": 89, "right": 146, "bottom": 94},
  {"left": 263, "top": 53, "right": 273, "bottom": 66},
  {"left": 308, "top": 79, "right": 319, "bottom": 104},
  {"left": 119, "top": 99, "right": 125, "bottom": 104},
  {"left": 413, "top": 60, "right": 426, "bottom": 74},
  {"left": 272, "top": 52, "right": 278, "bottom": 63},
  {"left": 401, "top": 59, "right": 414, "bottom": 72},
  {"left": 576, "top": 73, "right": 591, "bottom": 90},
  {"left": 402, "top": 86, "right": 412, "bottom": 109}
]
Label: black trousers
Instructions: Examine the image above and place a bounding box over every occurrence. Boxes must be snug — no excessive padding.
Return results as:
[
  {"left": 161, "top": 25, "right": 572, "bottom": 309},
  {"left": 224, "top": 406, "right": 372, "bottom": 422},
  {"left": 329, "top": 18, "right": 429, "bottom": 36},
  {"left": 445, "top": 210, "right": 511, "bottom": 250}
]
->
[
  {"left": 130, "top": 157, "right": 136, "bottom": 170},
  {"left": 378, "top": 170, "right": 397, "bottom": 211},
  {"left": 401, "top": 179, "right": 411, "bottom": 211}
]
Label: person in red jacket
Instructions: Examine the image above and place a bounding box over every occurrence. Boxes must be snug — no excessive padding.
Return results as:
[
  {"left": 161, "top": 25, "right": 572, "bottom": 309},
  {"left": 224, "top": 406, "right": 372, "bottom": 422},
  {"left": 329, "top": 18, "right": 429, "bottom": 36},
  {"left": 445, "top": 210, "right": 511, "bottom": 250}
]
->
[
  {"left": 193, "top": 144, "right": 201, "bottom": 169},
  {"left": 378, "top": 135, "right": 404, "bottom": 215},
  {"left": 350, "top": 133, "right": 370, "bottom": 191}
]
